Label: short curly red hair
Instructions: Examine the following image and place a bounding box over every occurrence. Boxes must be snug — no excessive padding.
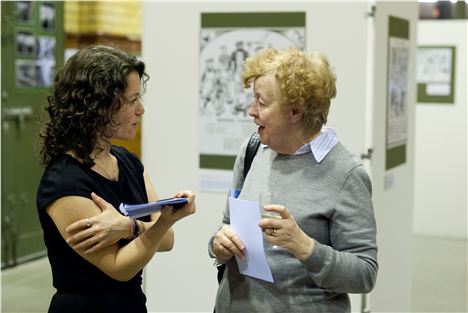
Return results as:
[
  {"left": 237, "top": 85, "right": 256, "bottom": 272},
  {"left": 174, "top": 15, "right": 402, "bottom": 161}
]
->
[{"left": 243, "top": 47, "right": 336, "bottom": 134}]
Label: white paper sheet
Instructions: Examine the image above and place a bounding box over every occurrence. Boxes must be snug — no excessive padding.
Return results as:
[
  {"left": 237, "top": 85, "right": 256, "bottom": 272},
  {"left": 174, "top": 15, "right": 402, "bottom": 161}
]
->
[{"left": 229, "top": 197, "right": 274, "bottom": 283}]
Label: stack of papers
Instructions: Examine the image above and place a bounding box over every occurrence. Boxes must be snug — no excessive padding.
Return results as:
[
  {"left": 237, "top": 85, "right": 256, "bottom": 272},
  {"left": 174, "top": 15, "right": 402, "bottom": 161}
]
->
[{"left": 119, "top": 197, "right": 188, "bottom": 219}]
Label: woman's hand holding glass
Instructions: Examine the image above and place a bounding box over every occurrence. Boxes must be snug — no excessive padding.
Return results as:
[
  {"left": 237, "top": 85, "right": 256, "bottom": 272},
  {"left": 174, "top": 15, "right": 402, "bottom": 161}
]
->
[
  {"left": 258, "top": 198, "right": 315, "bottom": 261},
  {"left": 213, "top": 225, "right": 246, "bottom": 261},
  {"left": 259, "top": 192, "right": 284, "bottom": 250}
]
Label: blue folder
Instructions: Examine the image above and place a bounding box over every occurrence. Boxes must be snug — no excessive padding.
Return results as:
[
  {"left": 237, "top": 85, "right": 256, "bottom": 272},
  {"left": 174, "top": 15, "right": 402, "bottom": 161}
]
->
[{"left": 119, "top": 197, "right": 188, "bottom": 218}]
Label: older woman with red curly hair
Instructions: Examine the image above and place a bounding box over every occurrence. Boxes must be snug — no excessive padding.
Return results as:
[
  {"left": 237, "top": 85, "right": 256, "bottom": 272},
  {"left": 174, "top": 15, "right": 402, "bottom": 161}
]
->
[{"left": 209, "top": 47, "right": 378, "bottom": 313}]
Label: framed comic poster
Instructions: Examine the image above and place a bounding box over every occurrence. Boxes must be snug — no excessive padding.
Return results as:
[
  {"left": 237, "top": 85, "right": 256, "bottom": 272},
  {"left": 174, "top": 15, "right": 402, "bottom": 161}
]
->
[
  {"left": 417, "top": 45, "right": 456, "bottom": 104},
  {"left": 199, "top": 12, "right": 306, "bottom": 192},
  {"left": 386, "top": 16, "right": 410, "bottom": 170}
]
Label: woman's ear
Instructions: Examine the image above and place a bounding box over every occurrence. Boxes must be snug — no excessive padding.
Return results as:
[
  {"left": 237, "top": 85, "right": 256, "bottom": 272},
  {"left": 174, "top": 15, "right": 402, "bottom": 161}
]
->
[{"left": 290, "top": 108, "right": 303, "bottom": 124}]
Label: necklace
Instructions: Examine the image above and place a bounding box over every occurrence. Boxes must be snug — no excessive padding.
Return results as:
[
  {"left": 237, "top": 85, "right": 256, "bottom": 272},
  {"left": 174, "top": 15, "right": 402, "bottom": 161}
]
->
[{"left": 93, "top": 154, "right": 118, "bottom": 181}]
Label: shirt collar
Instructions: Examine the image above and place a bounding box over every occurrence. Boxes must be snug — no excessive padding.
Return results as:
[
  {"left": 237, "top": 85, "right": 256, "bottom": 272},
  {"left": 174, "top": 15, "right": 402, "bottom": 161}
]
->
[{"left": 261, "top": 127, "right": 339, "bottom": 163}]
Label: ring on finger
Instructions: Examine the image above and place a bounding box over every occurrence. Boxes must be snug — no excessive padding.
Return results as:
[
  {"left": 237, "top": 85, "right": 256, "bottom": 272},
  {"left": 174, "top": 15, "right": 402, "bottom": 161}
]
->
[
  {"left": 85, "top": 218, "right": 92, "bottom": 228},
  {"left": 272, "top": 228, "right": 277, "bottom": 237}
]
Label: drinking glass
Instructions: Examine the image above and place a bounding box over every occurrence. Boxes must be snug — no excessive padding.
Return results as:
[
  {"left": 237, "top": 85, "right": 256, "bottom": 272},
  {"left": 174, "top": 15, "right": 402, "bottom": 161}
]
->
[{"left": 259, "top": 192, "right": 284, "bottom": 250}]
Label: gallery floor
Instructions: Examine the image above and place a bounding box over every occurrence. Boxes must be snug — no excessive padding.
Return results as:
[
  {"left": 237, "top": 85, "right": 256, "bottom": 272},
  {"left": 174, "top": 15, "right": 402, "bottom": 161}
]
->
[{"left": 1, "top": 234, "right": 467, "bottom": 313}]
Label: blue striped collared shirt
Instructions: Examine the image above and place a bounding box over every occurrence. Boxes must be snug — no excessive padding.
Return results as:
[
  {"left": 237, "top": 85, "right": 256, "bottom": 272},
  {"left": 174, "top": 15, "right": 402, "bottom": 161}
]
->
[
  {"left": 262, "top": 128, "right": 339, "bottom": 163},
  {"left": 295, "top": 127, "right": 339, "bottom": 162}
]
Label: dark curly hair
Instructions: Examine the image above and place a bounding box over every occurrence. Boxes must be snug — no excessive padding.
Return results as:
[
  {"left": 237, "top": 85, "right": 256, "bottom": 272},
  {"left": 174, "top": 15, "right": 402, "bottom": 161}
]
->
[{"left": 39, "top": 45, "right": 149, "bottom": 166}]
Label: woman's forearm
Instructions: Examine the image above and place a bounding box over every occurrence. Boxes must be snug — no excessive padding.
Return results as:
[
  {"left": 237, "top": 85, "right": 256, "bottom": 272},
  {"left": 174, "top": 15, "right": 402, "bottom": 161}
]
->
[
  {"left": 157, "top": 227, "right": 174, "bottom": 251},
  {"left": 57, "top": 192, "right": 195, "bottom": 282},
  {"left": 106, "top": 218, "right": 174, "bottom": 281},
  {"left": 140, "top": 216, "right": 173, "bottom": 251}
]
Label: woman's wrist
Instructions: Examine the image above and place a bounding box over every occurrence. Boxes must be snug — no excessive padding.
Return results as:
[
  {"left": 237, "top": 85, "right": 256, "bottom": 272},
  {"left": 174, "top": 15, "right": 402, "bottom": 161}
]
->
[
  {"left": 134, "top": 219, "right": 144, "bottom": 237},
  {"left": 294, "top": 233, "right": 315, "bottom": 262},
  {"left": 155, "top": 214, "right": 176, "bottom": 228},
  {"left": 125, "top": 218, "right": 146, "bottom": 240},
  {"left": 126, "top": 218, "right": 135, "bottom": 240},
  {"left": 143, "top": 219, "right": 172, "bottom": 240}
]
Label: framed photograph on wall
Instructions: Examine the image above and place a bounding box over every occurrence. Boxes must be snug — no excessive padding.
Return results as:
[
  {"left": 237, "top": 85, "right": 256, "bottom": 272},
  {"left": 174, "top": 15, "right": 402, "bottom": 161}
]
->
[
  {"left": 16, "top": 30, "right": 36, "bottom": 56},
  {"left": 36, "top": 36, "right": 56, "bottom": 87},
  {"left": 16, "top": 59, "right": 37, "bottom": 87},
  {"left": 40, "top": 2, "right": 55, "bottom": 32},
  {"left": 15, "top": 1, "right": 33, "bottom": 23},
  {"left": 417, "top": 46, "right": 456, "bottom": 104}
]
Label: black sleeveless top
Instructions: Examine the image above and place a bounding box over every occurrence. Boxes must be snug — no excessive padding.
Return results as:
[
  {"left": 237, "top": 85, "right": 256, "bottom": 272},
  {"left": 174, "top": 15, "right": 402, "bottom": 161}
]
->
[{"left": 37, "top": 146, "right": 150, "bottom": 313}]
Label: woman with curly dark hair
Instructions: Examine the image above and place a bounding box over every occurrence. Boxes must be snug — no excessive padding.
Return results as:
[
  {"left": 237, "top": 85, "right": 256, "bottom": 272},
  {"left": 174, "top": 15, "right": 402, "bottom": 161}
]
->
[{"left": 36, "top": 45, "right": 196, "bottom": 313}]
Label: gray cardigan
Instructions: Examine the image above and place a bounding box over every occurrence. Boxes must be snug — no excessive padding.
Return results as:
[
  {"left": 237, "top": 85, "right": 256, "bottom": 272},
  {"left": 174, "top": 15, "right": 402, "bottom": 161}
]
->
[{"left": 210, "top": 139, "right": 378, "bottom": 313}]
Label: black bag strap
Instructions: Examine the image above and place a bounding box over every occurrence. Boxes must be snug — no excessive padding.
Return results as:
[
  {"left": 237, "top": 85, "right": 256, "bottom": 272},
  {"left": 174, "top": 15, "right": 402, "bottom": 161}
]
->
[
  {"left": 243, "top": 132, "right": 260, "bottom": 179},
  {"left": 216, "top": 133, "right": 260, "bottom": 285}
]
